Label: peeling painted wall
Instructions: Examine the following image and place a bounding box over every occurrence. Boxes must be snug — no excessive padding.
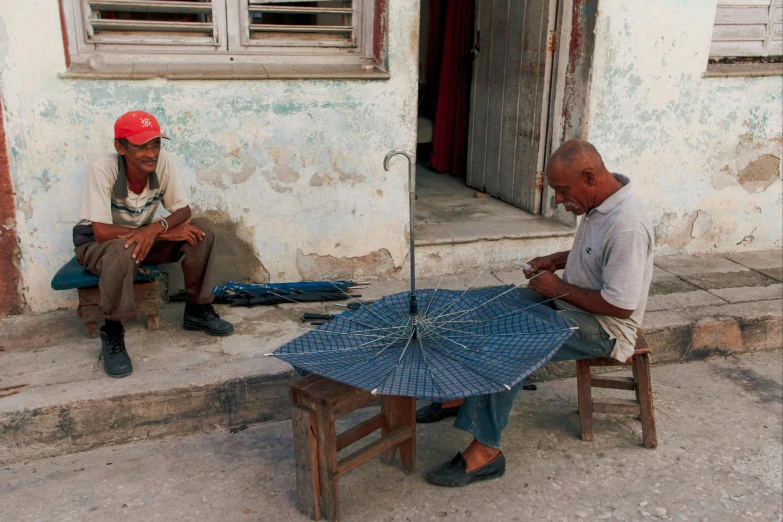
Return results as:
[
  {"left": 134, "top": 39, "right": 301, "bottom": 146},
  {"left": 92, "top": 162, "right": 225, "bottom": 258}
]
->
[
  {"left": 587, "top": 0, "right": 783, "bottom": 255},
  {"left": 0, "top": 1, "right": 420, "bottom": 313}
]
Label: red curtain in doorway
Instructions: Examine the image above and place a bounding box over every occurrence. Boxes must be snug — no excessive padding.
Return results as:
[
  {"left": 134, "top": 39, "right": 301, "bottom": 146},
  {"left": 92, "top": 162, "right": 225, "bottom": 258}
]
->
[{"left": 429, "top": 0, "right": 475, "bottom": 177}]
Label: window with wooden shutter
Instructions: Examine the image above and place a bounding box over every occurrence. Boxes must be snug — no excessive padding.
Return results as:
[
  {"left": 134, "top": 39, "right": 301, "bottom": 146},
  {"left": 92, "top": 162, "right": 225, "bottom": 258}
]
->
[
  {"left": 60, "top": 0, "right": 383, "bottom": 77},
  {"left": 241, "top": 1, "right": 359, "bottom": 48},
  {"left": 83, "top": 0, "right": 224, "bottom": 48},
  {"left": 710, "top": 0, "right": 783, "bottom": 58}
]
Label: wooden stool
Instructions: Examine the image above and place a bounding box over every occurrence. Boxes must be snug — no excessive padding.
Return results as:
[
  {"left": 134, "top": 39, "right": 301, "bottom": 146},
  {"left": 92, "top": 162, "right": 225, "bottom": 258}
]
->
[
  {"left": 576, "top": 329, "right": 657, "bottom": 448},
  {"left": 77, "top": 281, "right": 160, "bottom": 338},
  {"left": 290, "top": 375, "right": 416, "bottom": 522},
  {"left": 51, "top": 257, "right": 161, "bottom": 338}
]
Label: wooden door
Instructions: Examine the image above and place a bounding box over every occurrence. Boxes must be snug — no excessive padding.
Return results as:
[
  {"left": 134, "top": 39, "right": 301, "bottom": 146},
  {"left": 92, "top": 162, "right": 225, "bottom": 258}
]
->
[{"left": 466, "top": 0, "right": 556, "bottom": 214}]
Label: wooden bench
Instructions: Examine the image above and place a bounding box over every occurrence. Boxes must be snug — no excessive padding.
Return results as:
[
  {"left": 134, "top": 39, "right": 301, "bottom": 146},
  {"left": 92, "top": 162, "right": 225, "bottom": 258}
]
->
[
  {"left": 51, "top": 257, "right": 161, "bottom": 338},
  {"left": 290, "top": 375, "right": 416, "bottom": 522},
  {"left": 576, "top": 329, "right": 657, "bottom": 448}
]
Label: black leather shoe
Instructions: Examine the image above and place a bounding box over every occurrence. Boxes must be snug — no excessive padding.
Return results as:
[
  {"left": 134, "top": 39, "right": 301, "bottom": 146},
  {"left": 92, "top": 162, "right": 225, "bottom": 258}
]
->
[
  {"left": 184, "top": 303, "right": 234, "bottom": 336},
  {"left": 416, "top": 402, "right": 460, "bottom": 423},
  {"left": 99, "top": 326, "right": 133, "bottom": 378},
  {"left": 426, "top": 452, "right": 505, "bottom": 487}
]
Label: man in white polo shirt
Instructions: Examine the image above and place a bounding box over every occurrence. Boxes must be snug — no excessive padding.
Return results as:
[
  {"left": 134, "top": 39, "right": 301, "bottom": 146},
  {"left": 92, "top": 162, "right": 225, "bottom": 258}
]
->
[
  {"left": 420, "top": 140, "right": 655, "bottom": 487},
  {"left": 74, "top": 111, "right": 233, "bottom": 378}
]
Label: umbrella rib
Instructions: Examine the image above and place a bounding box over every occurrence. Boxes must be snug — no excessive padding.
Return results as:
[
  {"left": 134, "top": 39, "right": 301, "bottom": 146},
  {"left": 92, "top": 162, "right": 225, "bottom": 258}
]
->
[
  {"left": 356, "top": 326, "right": 410, "bottom": 348},
  {"left": 305, "top": 265, "right": 397, "bottom": 327},
  {"left": 435, "top": 293, "right": 572, "bottom": 331},
  {"left": 416, "top": 337, "right": 452, "bottom": 399},
  {"left": 425, "top": 328, "right": 553, "bottom": 362},
  {"left": 265, "top": 290, "right": 332, "bottom": 314},
  {"left": 422, "top": 272, "right": 446, "bottom": 317},
  {"left": 426, "top": 335, "right": 513, "bottom": 391},
  {"left": 425, "top": 271, "right": 547, "bottom": 324},
  {"left": 372, "top": 319, "right": 413, "bottom": 358},
  {"left": 341, "top": 317, "right": 410, "bottom": 333},
  {"left": 357, "top": 319, "right": 410, "bottom": 354},
  {"left": 427, "top": 277, "right": 554, "bottom": 330},
  {"left": 429, "top": 326, "right": 579, "bottom": 338},
  {"left": 255, "top": 321, "right": 388, "bottom": 338},
  {"left": 423, "top": 255, "right": 498, "bottom": 319},
  {"left": 371, "top": 334, "right": 415, "bottom": 394},
  {"left": 377, "top": 295, "right": 408, "bottom": 322},
  {"left": 271, "top": 344, "right": 395, "bottom": 357}
]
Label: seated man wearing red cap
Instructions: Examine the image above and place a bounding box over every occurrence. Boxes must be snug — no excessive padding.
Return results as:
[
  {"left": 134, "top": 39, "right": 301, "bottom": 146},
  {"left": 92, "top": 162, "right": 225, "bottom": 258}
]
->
[{"left": 72, "top": 111, "right": 234, "bottom": 378}]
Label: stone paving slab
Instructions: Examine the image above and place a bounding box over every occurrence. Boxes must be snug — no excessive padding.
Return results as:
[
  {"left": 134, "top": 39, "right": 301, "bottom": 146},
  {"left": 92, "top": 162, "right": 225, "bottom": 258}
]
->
[
  {"left": 710, "top": 284, "right": 783, "bottom": 304},
  {"left": 654, "top": 254, "right": 750, "bottom": 276},
  {"left": 1, "top": 352, "right": 780, "bottom": 522},
  {"left": 680, "top": 269, "right": 778, "bottom": 291},
  {"left": 724, "top": 249, "right": 783, "bottom": 270}
]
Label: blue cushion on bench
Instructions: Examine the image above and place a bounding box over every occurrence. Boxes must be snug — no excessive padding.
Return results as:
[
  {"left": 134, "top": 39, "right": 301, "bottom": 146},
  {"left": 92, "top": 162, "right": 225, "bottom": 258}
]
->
[{"left": 51, "top": 257, "right": 160, "bottom": 291}]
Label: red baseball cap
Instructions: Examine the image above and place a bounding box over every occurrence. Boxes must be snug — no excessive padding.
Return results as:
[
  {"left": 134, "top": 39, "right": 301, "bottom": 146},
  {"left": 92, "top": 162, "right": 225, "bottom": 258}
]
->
[{"left": 114, "top": 111, "right": 170, "bottom": 145}]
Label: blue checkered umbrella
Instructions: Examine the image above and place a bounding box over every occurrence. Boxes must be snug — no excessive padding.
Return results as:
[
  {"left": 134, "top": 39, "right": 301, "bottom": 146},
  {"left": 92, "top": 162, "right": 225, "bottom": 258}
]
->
[
  {"left": 272, "top": 150, "right": 575, "bottom": 400},
  {"left": 272, "top": 285, "right": 574, "bottom": 400}
]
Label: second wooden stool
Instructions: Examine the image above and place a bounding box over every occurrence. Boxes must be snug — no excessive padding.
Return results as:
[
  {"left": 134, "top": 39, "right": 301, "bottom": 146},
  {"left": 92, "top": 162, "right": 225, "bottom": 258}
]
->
[
  {"left": 576, "top": 329, "right": 657, "bottom": 448},
  {"left": 290, "top": 375, "right": 416, "bottom": 522}
]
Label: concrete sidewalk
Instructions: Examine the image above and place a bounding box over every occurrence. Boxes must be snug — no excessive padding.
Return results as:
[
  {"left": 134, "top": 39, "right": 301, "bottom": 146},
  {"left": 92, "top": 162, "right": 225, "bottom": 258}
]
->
[
  {"left": 0, "top": 250, "right": 781, "bottom": 465},
  {"left": 1, "top": 351, "right": 781, "bottom": 522}
]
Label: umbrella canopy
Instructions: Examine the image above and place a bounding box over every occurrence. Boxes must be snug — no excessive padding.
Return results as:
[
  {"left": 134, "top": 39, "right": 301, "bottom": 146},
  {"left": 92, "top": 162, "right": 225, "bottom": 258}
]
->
[
  {"left": 273, "top": 285, "right": 574, "bottom": 400},
  {"left": 273, "top": 150, "right": 576, "bottom": 400}
]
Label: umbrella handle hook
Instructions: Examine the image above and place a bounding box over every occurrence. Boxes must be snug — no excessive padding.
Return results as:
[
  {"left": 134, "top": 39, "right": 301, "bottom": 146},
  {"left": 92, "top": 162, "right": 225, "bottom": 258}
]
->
[{"left": 384, "top": 149, "right": 418, "bottom": 316}]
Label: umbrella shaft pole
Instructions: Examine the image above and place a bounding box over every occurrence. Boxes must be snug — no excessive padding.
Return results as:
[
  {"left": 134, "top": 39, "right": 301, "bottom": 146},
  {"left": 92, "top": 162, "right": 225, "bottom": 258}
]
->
[{"left": 409, "top": 189, "right": 417, "bottom": 315}]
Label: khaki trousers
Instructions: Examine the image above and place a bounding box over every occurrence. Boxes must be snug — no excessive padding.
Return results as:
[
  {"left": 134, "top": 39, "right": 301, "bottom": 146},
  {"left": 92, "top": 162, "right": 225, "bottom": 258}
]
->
[{"left": 75, "top": 217, "right": 217, "bottom": 322}]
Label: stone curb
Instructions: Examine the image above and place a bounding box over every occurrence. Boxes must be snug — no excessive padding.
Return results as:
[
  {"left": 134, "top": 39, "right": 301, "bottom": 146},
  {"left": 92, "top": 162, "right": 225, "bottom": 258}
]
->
[{"left": 1, "top": 300, "right": 780, "bottom": 466}]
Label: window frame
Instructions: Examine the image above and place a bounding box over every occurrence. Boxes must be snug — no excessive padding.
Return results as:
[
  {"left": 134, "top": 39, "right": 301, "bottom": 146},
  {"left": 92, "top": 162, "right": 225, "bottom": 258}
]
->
[{"left": 60, "top": 0, "right": 380, "bottom": 75}]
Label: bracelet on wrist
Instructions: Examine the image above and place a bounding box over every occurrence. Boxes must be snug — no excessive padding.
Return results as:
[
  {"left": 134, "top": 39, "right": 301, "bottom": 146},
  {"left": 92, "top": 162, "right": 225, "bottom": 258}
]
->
[{"left": 153, "top": 217, "right": 169, "bottom": 233}]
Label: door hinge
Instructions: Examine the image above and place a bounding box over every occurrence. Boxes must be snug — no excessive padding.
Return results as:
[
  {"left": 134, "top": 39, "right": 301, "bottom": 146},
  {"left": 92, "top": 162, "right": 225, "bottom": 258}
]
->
[{"left": 547, "top": 30, "right": 557, "bottom": 52}]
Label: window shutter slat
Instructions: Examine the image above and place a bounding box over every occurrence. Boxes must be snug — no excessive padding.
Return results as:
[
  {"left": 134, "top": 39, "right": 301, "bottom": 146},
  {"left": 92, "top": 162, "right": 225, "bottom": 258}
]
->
[
  {"left": 249, "top": 24, "right": 353, "bottom": 34},
  {"left": 91, "top": 19, "right": 213, "bottom": 33},
  {"left": 89, "top": 1, "right": 213, "bottom": 14},
  {"left": 249, "top": 6, "right": 353, "bottom": 16}
]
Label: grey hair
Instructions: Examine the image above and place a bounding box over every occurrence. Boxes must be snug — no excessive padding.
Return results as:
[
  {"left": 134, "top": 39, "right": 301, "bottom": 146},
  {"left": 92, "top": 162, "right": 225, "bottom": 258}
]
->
[{"left": 550, "top": 140, "right": 606, "bottom": 171}]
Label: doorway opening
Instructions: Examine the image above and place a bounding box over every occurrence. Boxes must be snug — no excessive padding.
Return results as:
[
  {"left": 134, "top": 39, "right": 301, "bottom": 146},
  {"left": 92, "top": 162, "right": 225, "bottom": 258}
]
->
[{"left": 415, "top": 0, "right": 568, "bottom": 245}]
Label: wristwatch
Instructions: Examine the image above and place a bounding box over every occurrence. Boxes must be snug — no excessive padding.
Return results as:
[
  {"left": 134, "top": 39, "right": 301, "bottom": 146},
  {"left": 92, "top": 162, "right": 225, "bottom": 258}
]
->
[{"left": 154, "top": 217, "right": 169, "bottom": 233}]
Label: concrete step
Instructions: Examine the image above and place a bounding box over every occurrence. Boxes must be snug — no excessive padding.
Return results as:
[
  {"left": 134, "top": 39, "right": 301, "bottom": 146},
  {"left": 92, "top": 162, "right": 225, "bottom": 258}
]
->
[{"left": 1, "top": 252, "right": 781, "bottom": 465}]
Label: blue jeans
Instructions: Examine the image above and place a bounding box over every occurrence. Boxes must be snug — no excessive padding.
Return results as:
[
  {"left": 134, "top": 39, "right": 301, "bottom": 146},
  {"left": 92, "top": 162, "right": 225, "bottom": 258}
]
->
[{"left": 453, "top": 288, "right": 615, "bottom": 449}]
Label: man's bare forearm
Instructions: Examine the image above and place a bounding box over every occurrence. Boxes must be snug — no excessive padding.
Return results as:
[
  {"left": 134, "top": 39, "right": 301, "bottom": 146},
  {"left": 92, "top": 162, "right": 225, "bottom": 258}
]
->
[
  {"left": 551, "top": 251, "right": 570, "bottom": 270},
  {"left": 92, "top": 206, "right": 192, "bottom": 243},
  {"left": 165, "top": 206, "right": 191, "bottom": 230},
  {"left": 92, "top": 222, "right": 136, "bottom": 242},
  {"left": 557, "top": 282, "right": 633, "bottom": 319}
]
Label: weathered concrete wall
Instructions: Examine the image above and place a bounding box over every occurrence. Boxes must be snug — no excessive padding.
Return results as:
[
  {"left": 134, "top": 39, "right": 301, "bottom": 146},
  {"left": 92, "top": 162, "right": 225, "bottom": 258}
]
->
[
  {"left": 0, "top": 1, "right": 420, "bottom": 313},
  {"left": 587, "top": 0, "right": 783, "bottom": 255}
]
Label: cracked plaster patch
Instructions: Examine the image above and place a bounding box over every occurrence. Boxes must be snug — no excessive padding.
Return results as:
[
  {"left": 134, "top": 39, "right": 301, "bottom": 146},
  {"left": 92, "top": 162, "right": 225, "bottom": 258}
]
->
[
  {"left": 296, "top": 248, "right": 396, "bottom": 280},
  {"left": 691, "top": 211, "right": 713, "bottom": 239},
  {"left": 738, "top": 154, "right": 780, "bottom": 193},
  {"left": 309, "top": 173, "right": 335, "bottom": 187},
  {"left": 655, "top": 211, "right": 697, "bottom": 250},
  {"left": 264, "top": 164, "right": 300, "bottom": 194},
  {"left": 714, "top": 153, "right": 781, "bottom": 193}
]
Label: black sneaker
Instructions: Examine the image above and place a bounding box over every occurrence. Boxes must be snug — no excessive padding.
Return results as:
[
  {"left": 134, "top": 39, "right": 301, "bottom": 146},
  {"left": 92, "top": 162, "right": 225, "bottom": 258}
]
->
[
  {"left": 416, "top": 402, "right": 461, "bottom": 423},
  {"left": 99, "top": 326, "right": 133, "bottom": 378},
  {"left": 426, "top": 452, "right": 505, "bottom": 487},
  {"left": 183, "top": 303, "right": 234, "bottom": 336}
]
